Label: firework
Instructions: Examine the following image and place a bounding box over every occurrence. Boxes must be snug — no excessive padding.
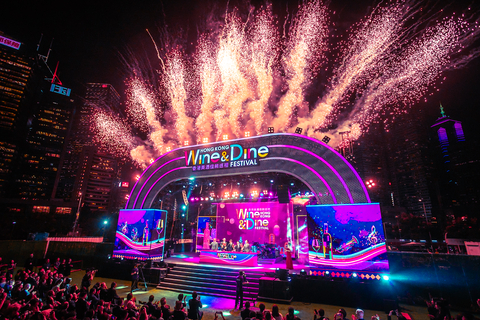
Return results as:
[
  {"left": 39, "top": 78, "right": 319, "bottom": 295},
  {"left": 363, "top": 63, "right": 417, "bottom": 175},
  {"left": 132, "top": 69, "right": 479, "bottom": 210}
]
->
[{"left": 90, "top": 0, "right": 480, "bottom": 167}]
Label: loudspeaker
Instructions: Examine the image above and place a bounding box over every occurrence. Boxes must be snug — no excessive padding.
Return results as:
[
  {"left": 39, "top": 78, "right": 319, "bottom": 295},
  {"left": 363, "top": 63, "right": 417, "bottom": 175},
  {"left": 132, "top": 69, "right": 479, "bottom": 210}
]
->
[
  {"left": 273, "top": 280, "right": 292, "bottom": 300},
  {"left": 276, "top": 185, "right": 290, "bottom": 203},
  {"left": 275, "top": 268, "right": 289, "bottom": 280},
  {"left": 259, "top": 278, "right": 274, "bottom": 297}
]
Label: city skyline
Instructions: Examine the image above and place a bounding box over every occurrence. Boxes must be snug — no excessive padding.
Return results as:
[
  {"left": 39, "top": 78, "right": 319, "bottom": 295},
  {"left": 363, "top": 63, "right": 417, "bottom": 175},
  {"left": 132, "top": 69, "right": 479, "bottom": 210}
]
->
[
  {"left": 1, "top": 0, "right": 480, "bottom": 145},
  {"left": 0, "top": 0, "right": 479, "bottom": 241}
]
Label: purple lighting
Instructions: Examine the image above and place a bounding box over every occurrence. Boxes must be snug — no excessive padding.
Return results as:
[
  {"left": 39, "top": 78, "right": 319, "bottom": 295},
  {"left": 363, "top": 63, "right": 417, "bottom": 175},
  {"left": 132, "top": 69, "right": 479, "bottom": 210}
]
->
[
  {"left": 131, "top": 157, "right": 185, "bottom": 208},
  {"left": 454, "top": 122, "right": 465, "bottom": 142},
  {"left": 140, "top": 167, "right": 188, "bottom": 208}
]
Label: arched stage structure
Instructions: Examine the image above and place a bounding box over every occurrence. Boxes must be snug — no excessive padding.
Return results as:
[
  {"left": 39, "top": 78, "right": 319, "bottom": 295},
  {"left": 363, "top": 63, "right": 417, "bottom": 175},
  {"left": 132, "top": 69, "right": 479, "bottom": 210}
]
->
[{"left": 126, "top": 133, "right": 371, "bottom": 209}]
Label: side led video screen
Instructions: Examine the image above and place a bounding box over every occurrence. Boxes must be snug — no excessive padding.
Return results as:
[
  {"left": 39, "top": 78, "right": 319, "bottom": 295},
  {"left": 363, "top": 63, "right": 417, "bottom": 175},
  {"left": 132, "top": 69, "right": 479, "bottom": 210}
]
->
[
  {"left": 113, "top": 209, "right": 167, "bottom": 260},
  {"left": 306, "top": 203, "right": 389, "bottom": 272}
]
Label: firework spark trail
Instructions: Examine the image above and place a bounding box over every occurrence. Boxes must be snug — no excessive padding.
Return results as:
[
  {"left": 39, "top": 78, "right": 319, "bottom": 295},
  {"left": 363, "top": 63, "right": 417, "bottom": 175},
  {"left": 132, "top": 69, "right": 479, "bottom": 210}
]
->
[
  {"left": 245, "top": 5, "right": 278, "bottom": 135},
  {"left": 443, "top": 13, "right": 480, "bottom": 70},
  {"left": 273, "top": 0, "right": 329, "bottom": 132},
  {"left": 217, "top": 12, "right": 252, "bottom": 138},
  {"left": 298, "top": 2, "right": 416, "bottom": 134},
  {"left": 91, "top": 1, "right": 480, "bottom": 166},
  {"left": 126, "top": 78, "right": 168, "bottom": 153},
  {"left": 195, "top": 38, "right": 220, "bottom": 143},
  {"left": 165, "top": 51, "right": 193, "bottom": 145},
  {"left": 92, "top": 110, "right": 137, "bottom": 159},
  {"left": 344, "top": 17, "right": 463, "bottom": 138}
]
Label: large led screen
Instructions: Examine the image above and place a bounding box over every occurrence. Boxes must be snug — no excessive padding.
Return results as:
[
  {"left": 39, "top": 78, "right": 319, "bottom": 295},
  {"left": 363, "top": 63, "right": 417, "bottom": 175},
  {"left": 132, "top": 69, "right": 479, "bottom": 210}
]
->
[
  {"left": 306, "top": 203, "right": 389, "bottom": 272},
  {"left": 113, "top": 209, "right": 167, "bottom": 260},
  {"left": 216, "top": 202, "right": 294, "bottom": 249}
]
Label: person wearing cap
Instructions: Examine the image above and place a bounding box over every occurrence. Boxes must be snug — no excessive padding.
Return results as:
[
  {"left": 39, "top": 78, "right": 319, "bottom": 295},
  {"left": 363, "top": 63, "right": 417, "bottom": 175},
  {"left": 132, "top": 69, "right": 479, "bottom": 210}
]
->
[{"left": 235, "top": 270, "right": 248, "bottom": 310}]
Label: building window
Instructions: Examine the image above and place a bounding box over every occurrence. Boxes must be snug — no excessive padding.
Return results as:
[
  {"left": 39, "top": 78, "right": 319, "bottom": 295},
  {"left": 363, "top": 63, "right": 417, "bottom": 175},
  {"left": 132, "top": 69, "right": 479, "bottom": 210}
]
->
[
  {"left": 55, "top": 207, "right": 72, "bottom": 214},
  {"left": 32, "top": 206, "right": 50, "bottom": 213}
]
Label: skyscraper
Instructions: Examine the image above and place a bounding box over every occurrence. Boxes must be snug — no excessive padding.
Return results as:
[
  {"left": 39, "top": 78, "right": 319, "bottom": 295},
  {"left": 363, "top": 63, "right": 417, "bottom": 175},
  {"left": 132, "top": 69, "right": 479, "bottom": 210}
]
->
[
  {"left": 430, "top": 105, "right": 480, "bottom": 220},
  {"left": 58, "top": 83, "right": 123, "bottom": 214},
  {"left": 0, "top": 32, "right": 35, "bottom": 196}
]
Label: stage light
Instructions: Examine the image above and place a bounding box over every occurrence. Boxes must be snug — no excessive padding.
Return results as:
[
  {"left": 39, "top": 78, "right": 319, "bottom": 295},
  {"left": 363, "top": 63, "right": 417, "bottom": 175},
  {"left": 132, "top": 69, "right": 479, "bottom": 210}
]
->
[
  {"left": 269, "top": 192, "right": 273, "bottom": 196},
  {"left": 295, "top": 127, "right": 303, "bottom": 134},
  {"left": 200, "top": 197, "right": 204, "bottom": 201},
  {"left": 260, "top": 193, "right": 264, "bottom": 196},
  {"left": 270, "top": 180, "right": 274, "bottom": 183},
  {"left": 181, "top": 214, "right": 185, "bottom": 217},
  {"left": 184, "top": 141, "right": 189, "bottom": 146},
  {"left": 202, "top": 137, "right": 208, "bottom": 143},
  {"left": 189, "top": 177, "right": 195, "bottom": 180},
  {"left": 352, "top": 273, "right": 358, "bottom": 277},
  {"left": 222, "top": 134, "right": 228, "bottom": 140},
  {"left": 240, "top": 194, "right": 244, "bottom": 198},
  {"left": 325, "top": 271, "right": 330, "bottom": 275},
  {"left": 245, "top": 131, "right": 250, "bottom": 137},
  {"left": 268, "top": 127, "right": 274, "bottom": 133},
  {"left": 300, "top": 269, "right": 307, "bottom": 276},
  {"left": 166, "top": 147, "right": 171, "bottom": 152},
  {"left": 182, "top": 205, "right": 186, "bottom": 210},
  {"left": 254, "top": 181, "right": 257, "bottom": 184},
  {"left": 322, "top": 136, "right": 331, "bottom": 144},
  {"left": 103, "top": 220, "right": 108, "bottom": 225},
  {"left": 190, "top": 197, "right": 194, "bottom": 202},
  {"left": 290, "top": 182, "right": 294, "bottom": 186},
  {"left": 382, "top": 275, "right": 390, "bottom": 281}
]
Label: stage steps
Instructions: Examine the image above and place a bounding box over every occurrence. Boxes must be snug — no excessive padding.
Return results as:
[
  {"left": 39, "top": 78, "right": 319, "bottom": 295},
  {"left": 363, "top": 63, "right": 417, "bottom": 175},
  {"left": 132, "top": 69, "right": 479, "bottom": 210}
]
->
[{"left": 156, "top": 263, "right": 264, "bottom": 301}]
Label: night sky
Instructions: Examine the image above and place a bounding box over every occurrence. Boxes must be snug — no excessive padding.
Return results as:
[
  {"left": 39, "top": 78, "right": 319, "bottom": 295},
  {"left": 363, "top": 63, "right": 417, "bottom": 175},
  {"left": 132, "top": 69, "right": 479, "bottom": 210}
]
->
[{"left": 2, "top": 0, "right": 480, "bottom": 142}]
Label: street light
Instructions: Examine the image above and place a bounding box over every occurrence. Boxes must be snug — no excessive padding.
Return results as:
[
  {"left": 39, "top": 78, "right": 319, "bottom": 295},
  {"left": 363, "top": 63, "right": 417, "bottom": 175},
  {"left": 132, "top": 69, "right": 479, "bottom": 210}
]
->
[
  {"left": 102, "top": 220, "right": 109, "bottom": 239},
  {"left": 72, "top": 192, "right": 83, "bottom": 235}
]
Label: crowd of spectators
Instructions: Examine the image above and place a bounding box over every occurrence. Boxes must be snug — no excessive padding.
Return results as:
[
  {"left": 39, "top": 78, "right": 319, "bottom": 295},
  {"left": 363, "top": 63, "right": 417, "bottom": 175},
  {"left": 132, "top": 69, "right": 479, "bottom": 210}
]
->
[{"left": 0, "top": 255, "right": 477, "bottom": 320}]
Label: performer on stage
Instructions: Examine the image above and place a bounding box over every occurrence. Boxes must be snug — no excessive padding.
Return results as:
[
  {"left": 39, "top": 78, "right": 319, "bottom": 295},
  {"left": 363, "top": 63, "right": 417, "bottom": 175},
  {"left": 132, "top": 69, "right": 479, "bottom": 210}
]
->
[
  {"left": 235, "top": 270, "right": 248, "bottom": 310},
  {"left": 285, "top": 240, "right": 293, "bottom": 270},
  {"left": 131, "top": 264, "right": 139, "bottom": 292},
  {"left": 220, "top": 238, "right": 227, "bottom": 251},
  {"left": 234, "top": 241, "right": 242, "bottom": 252},
  {"left": 242, "top": 240, "right": 251, "bottom": 253},
  {"left": 210, "top": 238, "right": 219, "bottom": 251},
  {"left": 226, "top": 239, "right": 234, "bottom": 251}
]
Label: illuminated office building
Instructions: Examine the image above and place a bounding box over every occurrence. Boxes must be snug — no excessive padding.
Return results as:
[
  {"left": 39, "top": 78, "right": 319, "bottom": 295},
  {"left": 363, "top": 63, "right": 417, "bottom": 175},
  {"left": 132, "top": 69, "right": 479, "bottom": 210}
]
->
[
  {"left": 58, "top": 83, "right": 123, "bottom": 214},
  {"left": 0, "top": 32, "right": 35, "bottom": 196}
]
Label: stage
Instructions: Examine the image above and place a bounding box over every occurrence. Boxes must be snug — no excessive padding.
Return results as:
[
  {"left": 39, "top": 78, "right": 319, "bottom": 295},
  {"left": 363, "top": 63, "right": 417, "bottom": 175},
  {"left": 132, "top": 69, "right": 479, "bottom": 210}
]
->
[{"left": 165, "top": 252, "right": 308, "bottom": 273}]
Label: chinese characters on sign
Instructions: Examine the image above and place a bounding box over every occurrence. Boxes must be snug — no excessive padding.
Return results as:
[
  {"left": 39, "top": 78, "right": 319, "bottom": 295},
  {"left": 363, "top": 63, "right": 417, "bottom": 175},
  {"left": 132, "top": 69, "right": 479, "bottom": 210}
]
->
[{"left": 0, "top": 36, "right": 21, "bottom": 50}]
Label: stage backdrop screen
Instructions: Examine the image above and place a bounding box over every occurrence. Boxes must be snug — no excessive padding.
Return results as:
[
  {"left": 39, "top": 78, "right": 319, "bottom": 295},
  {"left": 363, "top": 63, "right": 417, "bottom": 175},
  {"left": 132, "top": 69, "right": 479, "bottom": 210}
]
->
[
  {"left": 216, "top": 202, "right": 294, "bottom": 248},
  {"left": 306, "top": 203, "right": 389, "bottom": 273},
  {"left": 113, "top": 209, "right": 167, "bottom": 260}
]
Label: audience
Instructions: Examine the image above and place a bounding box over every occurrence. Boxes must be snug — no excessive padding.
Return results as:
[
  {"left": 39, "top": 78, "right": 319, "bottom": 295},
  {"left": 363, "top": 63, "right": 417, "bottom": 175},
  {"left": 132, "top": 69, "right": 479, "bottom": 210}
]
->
[{"left": 0, "top": 254, "right": 475, "bottom": 320}]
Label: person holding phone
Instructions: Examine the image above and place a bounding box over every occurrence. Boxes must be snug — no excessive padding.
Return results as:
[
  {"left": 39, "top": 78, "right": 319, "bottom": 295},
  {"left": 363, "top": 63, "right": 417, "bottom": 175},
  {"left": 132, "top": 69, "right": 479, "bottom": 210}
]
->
[{"left": 188, "top": 291, "right": 203, "bottom": 320}]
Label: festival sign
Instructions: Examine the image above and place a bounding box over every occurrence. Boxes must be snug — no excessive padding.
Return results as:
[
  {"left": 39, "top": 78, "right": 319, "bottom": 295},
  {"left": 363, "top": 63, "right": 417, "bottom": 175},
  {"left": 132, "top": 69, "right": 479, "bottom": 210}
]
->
[{"left": 185, "top": 143, "right": 269, "bottom": 172}]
